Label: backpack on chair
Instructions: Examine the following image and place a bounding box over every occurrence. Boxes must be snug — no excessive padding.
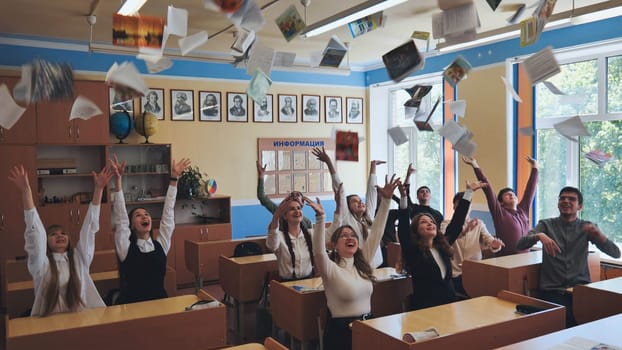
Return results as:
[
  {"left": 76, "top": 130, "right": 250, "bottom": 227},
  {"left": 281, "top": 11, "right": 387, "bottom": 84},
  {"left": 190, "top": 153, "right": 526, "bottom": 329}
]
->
[{"left": 233, "top": 241, "right": 263, "bottom": 257}]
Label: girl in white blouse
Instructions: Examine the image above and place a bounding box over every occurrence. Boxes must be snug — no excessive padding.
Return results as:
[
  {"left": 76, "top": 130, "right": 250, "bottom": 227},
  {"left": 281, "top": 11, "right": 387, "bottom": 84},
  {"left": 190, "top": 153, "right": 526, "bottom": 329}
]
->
[
  {"left": 9, "top": 164, "right": 112, "bottom": 316},
  {"left": 310, "top": 175, "right": 398, "bottom": 350}
]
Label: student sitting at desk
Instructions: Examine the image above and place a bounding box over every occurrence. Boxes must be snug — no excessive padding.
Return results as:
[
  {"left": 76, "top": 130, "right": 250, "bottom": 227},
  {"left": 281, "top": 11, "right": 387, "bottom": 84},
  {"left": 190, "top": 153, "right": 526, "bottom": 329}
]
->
[
  {"left": 398, "top": 180, "right": 485, "bottom": 311},
  {"left": 110, "top": 156, "right": 191, "bottom": 304},
  {"left": 440, "top": 191, "right": 504, "bottom": 297},
  {"left": 267, "top": 198, "right": 315, "bottom": 281},
  {"left": 256, "top": 161, "right": 312, "bottom": 229},
  {"left": 312, "top": 175, "right": 398, "bottom": 350},
  {"left": 313, "top": 146, "right": 385, "bottom": 268},
  {"left": 9, "top": 164, "right": 112, "bottom": 316},
  {"left": 517, "top": 186, "right": 621, "bottom": 327}
]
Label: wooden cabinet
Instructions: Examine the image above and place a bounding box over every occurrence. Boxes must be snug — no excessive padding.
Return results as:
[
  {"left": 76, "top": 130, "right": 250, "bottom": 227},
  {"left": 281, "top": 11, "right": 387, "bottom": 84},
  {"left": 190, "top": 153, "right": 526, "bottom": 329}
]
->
[
  {"left": 0, "top": 146, "right": 36, "bottom": 260},
  {"left": 0, "top": 76, "right": 37, "bottom": 145},
  {"left": 36, "top": 80, "right": 109, "bottom": 144}
]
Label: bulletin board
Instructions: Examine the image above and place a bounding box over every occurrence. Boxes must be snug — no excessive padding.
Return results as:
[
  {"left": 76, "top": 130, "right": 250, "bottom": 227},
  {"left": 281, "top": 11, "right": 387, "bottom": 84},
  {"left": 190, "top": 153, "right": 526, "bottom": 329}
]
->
[{"left": 257, "top": 138, "right": 335, "bottom": 198}]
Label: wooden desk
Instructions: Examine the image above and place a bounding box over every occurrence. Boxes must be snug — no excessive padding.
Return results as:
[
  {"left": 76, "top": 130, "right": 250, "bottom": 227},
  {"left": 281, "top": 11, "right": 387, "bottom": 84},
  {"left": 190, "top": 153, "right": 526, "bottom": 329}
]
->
[
  {"left": 352, "top": 291, "right": 565, "bottom": 350},
  {"left": 463, "top": 250, "right": 600, "bottom": 298},
  {"left": 219, "top": 253, "right": 277, "bottom": 343},
  {"left": 6, "top": 291, "right": 226, "bottom": 350},
  {"left": 497, "top": 313, "right": 622, "bottom": 349},
  {"left": 573, "top": 276, "right": 622, "bottom": 324},
  {"left": 184, "top": 237, "right": 267, "bottom": 289},
  {"left": 270, "top": 267, "right": 412, "bottom": 345},
  {"left": 223, "top": 344, "right": 266, "bottom": 350}
]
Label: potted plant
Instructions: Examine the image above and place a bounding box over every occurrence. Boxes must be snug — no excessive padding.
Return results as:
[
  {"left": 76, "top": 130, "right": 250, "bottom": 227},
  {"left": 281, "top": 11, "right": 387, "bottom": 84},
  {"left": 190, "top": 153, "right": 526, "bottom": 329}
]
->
[{"left": 176, "top": 166, "right": 206, "bottom": 200}]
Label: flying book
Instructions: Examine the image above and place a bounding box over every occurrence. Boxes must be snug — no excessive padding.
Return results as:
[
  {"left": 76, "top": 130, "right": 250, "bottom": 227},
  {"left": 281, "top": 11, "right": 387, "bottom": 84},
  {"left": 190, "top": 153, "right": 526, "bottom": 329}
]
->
[
  {"left": 382, "top": 40, "right": 424, "bottom": 82},
  {"left": 414, "top": 96, "right": 440, "bottom": 131},
  {"left": 522, "top": 46, "right": 560, "bottom": 85},
  {"left": 231, "top": 28, "right": 256, "bottom": 57},
  {"left": 438, "top": 120, "right": 476, "bottom": 156},
  {"left": 585, "top": 149, "right": 612, "bottom": 166},
  {"left": 443, "top": 55, "right": 472, "bottom": 88},
  {"left": 347, "top": 12, "right": 385, "bottom": 38},
  {"left": 319, "top": 36, "right": 348, "bottom": 68},
  {"left": 275, "top": 5, "right": 305, "bottom": 42}
]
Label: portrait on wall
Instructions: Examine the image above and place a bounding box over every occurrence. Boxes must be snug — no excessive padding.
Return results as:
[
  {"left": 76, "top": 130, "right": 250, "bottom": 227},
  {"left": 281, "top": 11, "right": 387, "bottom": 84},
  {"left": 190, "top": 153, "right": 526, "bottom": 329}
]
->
[
  {"left": 227, "top": 92, "right": 248, "bottom": 122},
  {"left": 170, "top": 89, "right": 194, "bottom": 121},
  {"left": 346, "top": 97, "right": 363, "bottom": 124},
  {"left": 199, "top": 91, "right": 221, "bottom": 122},
  {"left": 109, "top": 87, "right": 134, "bottom": 113},
  {"left": 140, "top": 88, "right": 164, "bottom": 120},
  {"left": 253, "top": 94, "right": 273, "bottom": 123},
  {"left": 324, "top": 96, "right": 342, "bottom": 123},
  {"left": 278, "top": 94, "right": 297, "bottom": 123},
  {"left": 302, "top": 94, "right": 320, "bottom": 122}
]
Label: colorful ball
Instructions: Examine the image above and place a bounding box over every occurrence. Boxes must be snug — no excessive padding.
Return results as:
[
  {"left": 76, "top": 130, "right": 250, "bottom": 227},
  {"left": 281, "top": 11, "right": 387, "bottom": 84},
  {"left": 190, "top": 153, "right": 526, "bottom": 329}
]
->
[
  {"left": 134, "top": 112, "right": 159, "bottom": 143},
  {"left": 205, "top": 178, "right": 217, "bottom": 195},
  {"left": 109, "top": 111, "right": 134, "bottom": 142}
]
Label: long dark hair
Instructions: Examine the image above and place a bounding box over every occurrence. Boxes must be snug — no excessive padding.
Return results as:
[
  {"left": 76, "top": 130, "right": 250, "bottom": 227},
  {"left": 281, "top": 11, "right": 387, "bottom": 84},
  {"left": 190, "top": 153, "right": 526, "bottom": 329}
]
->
[
  {"left": 329, "top": 225, "right": 374, "bottom": 281},
  {"left": 42, "top": 225, "right": 83, "bottom": 316},
  {"left": 346, "top": 195, "right": 372, "bottom": 240},
  {"left": 128, "top": 207, "right": 154, "bottom": 239},
  {"left": 280, "top": 220, "right": 315, "bottom": 279},
  {"left": 404, "top": 214, "right": 453, "bottom": 272}
]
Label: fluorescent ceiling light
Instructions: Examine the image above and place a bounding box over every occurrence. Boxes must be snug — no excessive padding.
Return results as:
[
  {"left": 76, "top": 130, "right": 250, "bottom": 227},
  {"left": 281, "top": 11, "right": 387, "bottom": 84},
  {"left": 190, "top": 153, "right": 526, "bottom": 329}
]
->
[
  {"left": 117, "top": 0, "right": 147, "bottom": 16},
  {"left": 299, "top": 0, "right": 407, "bottom": 38}
]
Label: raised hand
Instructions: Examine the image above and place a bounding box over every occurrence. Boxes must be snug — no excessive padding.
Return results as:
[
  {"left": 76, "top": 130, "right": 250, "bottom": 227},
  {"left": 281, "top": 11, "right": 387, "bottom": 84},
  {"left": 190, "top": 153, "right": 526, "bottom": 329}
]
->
[
  {"left": 92, "top": 164, "right": 114, "bottom": 190},
  {"left": 376, "top": 174, "right": 400, "bottom": 199},
  {"left": 370, "top": 160, "right": 386, "bottom": 174},
  {"left": 582, "top": 223, "right": 606, "bottom": 243},
  {"left": 256, "top": 161, "right": 267, "bottom": 178},
  {"left": 8, "top": 164, "right": 30, "bottom": 191},
  {"left": 526, "top": 156, "right": 538, "bottom": 169},
  {"left": 110, "top": 154, "right": 126, "bottom": 177},
  {"left": 304, "top": 196, "right": 324, "bottom": 217},
  {"left": 537, "top": 233, "right": 562, "bottom": 257},
  {"left": 172, "top": 158, "right": 191, "bottom": 178},
  {"left": 462, "top": 155, "right": 478, "bottom": 167},
  {"left": 312, "top": 146, "right": 330, "bottom": 163},
  {"left": 466, "top": 180, "right": 487, "bottom": 192},
  {"left": 398, "top": 180, "right": 408, "bottom": 198}
]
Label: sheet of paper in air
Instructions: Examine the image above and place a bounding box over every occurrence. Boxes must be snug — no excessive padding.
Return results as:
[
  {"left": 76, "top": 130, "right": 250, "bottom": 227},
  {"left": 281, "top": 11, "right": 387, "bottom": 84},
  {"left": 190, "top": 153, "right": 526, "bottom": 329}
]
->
[
  {"left": 228, "top": 0, "right": 265, "bottom": 32},
  {"left": 559, "top": 94, "right": 587, "bottom": 105},
  {"left": 13, "top": 64, "right": 33, "bottom": 104},
  {"left": 403, "top": 327, "right": 440, "bottom": 343},
  {"left": 382, "top": 40, "right": 424, "bottom": 82},
  {"left": 549, "top": 336, "right": 621, "bottom": 350},
  {"left": 167, "top": 5, "right": 188, "bottom": 37},
  {"left": 69, "top": 95, "right": 103, "bottom": 120},
  {"left": 143, "top": 56, "right": 173, "bottom": 74},
  {"left": 432, "top": 2, "right": 479, "bottom": 39},
  {"left": 319, "top": 35, "right": 348, "bottom": 68},
  {"left": 522, "top": 46, "right": 560, "bottom": 85},
  {"left": 273, "top": 52, "right": 296, "bottom": 67},
  {"left": 553, "top": 115, "right": 590, "bottom": 142},
  {"left": 309, "top": 51, "right": 323, "bottom": 68},
  {"left": 448, "top": 99, "right": 466, "bottom": 117},
  {"left": 585, "top": 149, "right": 613, "bottom": 167},
  {"left": 106, "top": 61, "right": 149, "bottom": 97},
  {"left": 500, "top": 76, "right": 523, "bottom": 103},
  {"left": 542, "top": 80, "right": 565, "bottom": 95},
  {"left": 438, "top": 119, "right": 476, "bottom": 156},
  {"left": 0, "top": 84, "right": 26, "bottom": 130},
  {"left": 231, "top": 28, "right": 256, "bottom": 57},
  {"left": 247, "top": 44, "right": 275, "bottom": 76},
  {"left": 388, "top": 126, "right": 409, "bottom": 145},
  {"left": 275, "top": 5, "right": 305, "bottom": 42},
  {"left": 246, "top": 69, "right": 272, "bottom": 103},
  {"left": 179, "top": 30, "right": 208, "bottom": 56},
  {"left": 519, "top": 126, "right": 535, "bottom": 136}
]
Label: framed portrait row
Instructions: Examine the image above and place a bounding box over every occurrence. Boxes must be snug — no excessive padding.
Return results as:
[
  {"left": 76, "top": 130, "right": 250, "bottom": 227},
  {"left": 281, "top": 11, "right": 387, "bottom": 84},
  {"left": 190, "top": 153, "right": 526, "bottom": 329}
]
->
[{"left": 110, "top": 87, "right": 364, "bottom": 124}]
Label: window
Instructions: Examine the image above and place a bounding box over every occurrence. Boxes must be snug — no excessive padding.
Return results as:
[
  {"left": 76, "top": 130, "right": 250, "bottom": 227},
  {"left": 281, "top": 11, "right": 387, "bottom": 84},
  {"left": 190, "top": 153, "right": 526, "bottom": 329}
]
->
[
  {"left": 388, "top": 78, "right": 444, "bottom": 211},
  {"left": 534, "top": 43, "right": 622, "bottom": 244}
]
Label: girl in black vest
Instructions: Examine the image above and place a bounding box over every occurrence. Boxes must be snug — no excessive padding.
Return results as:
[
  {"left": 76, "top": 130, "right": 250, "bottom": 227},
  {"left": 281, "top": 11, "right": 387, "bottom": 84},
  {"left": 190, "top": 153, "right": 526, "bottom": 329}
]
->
[
  {"left": 110, "top": 155, "right": 191, "bottom": 304},
  {"left": 266, "top": 197, "right": 315, "bottom": 281}
]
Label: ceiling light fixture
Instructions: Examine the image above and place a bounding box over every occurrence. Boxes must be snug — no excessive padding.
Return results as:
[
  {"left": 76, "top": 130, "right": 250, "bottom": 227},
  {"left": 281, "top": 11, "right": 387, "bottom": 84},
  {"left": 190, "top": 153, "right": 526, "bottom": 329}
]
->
[
  {"left": 299, "top": 0, "right": 407, "bottom": 38},
  {"left": 117, "top": 0, "right": 147, "bottom": 16}
]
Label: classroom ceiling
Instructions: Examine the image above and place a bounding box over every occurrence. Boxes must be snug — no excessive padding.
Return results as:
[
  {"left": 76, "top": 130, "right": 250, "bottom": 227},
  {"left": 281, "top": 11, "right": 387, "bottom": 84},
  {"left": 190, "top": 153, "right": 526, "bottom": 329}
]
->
[{"left": 0, "top": 0, "right": 616, "bottom": 70}]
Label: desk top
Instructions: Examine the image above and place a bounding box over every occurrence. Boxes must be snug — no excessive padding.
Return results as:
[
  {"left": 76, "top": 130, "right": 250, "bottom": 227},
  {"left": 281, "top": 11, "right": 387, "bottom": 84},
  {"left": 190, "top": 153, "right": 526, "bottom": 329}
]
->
[
  {"left": 228, "top": 253, "right": 276, "bottom": 264},
  {"left": 581, "top": 276, "right": 622, "bottom": 293},
  {"left": 359, "top": 296, "right": 522, "bottom": 340},
  {"left": 475, "top": 251, "right": 541, "bottom": 268},
  {"left": 279, "top": 267, "right": 403, "bottom": 291},
  {"left": 222, "top": 344, "right": 266, "bottom": 349},
  {"left": 8, "top": 294, "right": 206, "bottom": 337},
  {"left": 7, "top": 270, "right": 119, "bottom": 292},
  {"left": 496, "top": 313, "right": 622, "bottom": 349}
]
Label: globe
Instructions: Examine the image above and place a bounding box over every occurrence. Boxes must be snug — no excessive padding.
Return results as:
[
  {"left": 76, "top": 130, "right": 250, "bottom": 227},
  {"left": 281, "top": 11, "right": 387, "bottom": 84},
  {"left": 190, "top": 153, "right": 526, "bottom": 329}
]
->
[
  {"left": 110, "top": 111, "right": 134, "bottom": 144},
  {"left": 134, "top": 112, "right": 159, "bottom": 144}
]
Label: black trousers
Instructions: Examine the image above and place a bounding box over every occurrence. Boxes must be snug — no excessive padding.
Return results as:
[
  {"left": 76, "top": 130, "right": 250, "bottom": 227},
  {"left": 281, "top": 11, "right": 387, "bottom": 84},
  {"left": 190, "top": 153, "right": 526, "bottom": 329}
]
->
[
  {"left": 538, "top": 289, "right": 576, "bottom": 328},
  {"left": 324, "top": 313, "right": 372, "bottom": 350}
]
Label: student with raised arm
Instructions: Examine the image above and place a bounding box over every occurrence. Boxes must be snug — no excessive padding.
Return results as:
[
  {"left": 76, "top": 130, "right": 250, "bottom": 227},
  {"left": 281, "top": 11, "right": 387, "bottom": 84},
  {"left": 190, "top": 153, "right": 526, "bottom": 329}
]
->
[
  {"left": 256, "top": 160, "right": 312, "bottom": 229},
  {"left": 266, "top": 197, "right": 315, "bottom": 281},
  {"left": 9, "top": 164, "right": 112, "bottom": 316},
  {"left": 398, "top": 180, "right": 486, "bottom": 311},
  {"left": 311, "top": 175, "right": 398, "bottom": 350},
  {"left": 110, "top": 156, "right": 191, "bottom": 304},
  {"left": 312, "top": 146, "right": 385, "bottom": 268},
  {"left": 462, "top": 155, "right": 538, "bottom": 256}
]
